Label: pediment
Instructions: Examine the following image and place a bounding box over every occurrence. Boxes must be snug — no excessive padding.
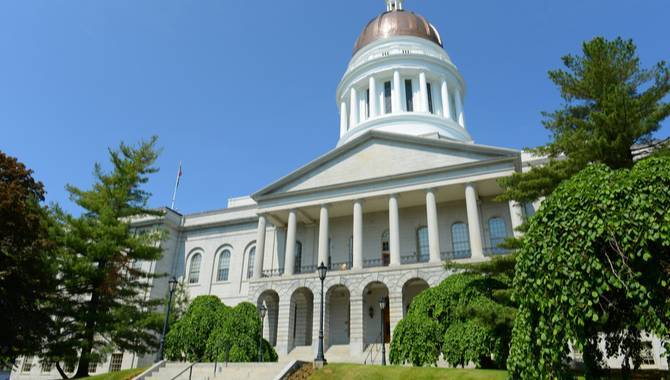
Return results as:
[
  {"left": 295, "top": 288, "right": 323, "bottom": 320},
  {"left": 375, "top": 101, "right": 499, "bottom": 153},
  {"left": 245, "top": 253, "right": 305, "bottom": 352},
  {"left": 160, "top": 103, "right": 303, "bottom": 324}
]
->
[{"left": 254, "top": 131, "right": 518, "bottom": 199}]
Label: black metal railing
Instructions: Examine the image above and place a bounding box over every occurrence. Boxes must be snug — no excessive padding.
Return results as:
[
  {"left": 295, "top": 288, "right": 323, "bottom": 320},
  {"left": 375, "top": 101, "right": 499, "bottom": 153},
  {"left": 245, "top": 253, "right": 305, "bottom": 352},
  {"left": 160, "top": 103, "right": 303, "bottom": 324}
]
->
[
  {"left": 363, "top": 258, "right": 385, "bottom": 268},
  {"left": 296, "top": 264, "right": 316, "bottom": 274},
  {"left": 262, "top": 268, "right": 284, "bottom": 278},
  {"left": 483, "top": 247, "right": 510, "bottom": 256},
  {"left": 329, "top": 261, "right": 353, "bottom": 272},
  {"left": 440, "top": 249, "right": 471, "bottom": 260},
  {"left": 400, "top": 252, "right": 430, "bottom": 264}
]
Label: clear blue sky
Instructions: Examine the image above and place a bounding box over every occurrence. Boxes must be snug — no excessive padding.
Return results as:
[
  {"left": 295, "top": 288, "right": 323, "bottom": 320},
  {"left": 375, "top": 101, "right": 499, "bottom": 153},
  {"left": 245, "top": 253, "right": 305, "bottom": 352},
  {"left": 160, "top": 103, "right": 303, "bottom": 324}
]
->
[{"left": 1, "top": 0, "right": 668, "bottom": 215}]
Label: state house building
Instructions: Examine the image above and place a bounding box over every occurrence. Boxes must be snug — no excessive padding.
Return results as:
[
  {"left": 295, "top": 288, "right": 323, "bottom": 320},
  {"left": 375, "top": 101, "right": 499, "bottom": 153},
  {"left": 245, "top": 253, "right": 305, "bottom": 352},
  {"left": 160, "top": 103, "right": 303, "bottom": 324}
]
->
[{"left": 12, "top": 0, "right": 666, "bottom": 377}]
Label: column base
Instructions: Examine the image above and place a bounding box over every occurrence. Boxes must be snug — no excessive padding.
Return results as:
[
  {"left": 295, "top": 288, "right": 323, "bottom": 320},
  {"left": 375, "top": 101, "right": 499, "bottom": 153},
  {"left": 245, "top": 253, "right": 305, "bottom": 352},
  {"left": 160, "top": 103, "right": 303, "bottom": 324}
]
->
[{"left": 313, "top": 359, "right": 327, "bottom": 369}]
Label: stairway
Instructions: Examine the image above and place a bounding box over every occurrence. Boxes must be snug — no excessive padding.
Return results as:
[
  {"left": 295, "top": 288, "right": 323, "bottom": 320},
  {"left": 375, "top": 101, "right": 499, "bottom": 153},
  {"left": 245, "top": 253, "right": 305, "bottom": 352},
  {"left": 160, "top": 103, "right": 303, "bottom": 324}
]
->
[{"left": 144, "top": 362, "right": 290, "bottom": 380}]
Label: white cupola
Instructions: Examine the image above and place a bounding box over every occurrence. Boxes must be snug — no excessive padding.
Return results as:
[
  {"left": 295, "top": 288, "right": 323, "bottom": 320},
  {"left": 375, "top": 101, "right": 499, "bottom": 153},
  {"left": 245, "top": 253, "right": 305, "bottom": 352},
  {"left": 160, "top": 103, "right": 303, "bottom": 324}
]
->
[{"left": 335, "top": 0, "right": 471, "bottom": 146}]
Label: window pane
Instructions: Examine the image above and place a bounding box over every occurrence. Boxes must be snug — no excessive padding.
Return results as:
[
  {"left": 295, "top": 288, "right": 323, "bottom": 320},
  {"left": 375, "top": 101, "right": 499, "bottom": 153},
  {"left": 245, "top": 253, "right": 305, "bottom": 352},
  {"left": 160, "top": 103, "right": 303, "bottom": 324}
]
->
[
  {"left": 382, "top": 229, "right": 390, "bottom": 252},
  {"left": 449, "top": 91, "right": 457, "bottom": 120},
  {"left": 451, "top": 223, "right": 470, "bottom": 255},
  {"left": 365, "top": 89, "right": 370, "bottom": 118},
  {"left": 417, "top": 227, "right": 429, "bottom": 258},
  {"left": 188, "top": 254, "right": 201, "bottom": 284},
  {"left": 217, "top": 250, "right": 231, "bottom": 282},
  {"left": 384, "top": 82, "right": 392, "bottom": 114},
  {"left": 488, "top": 218, "right": 507, "bottom": 253},
  {"left": 405, "top": 79, "right": 414, "bottom": 111},
  {"left": 247, "top": 247, "right": 256, "bottom": 279},
  {"left": 109, "top": 353, "right": 123, "bottom": 372},
  {"left": 427, "top": 83, "right": 434, "bottom": 114},
  {"left": 294, "top": 242, "right": 302, "bottom": 274}
]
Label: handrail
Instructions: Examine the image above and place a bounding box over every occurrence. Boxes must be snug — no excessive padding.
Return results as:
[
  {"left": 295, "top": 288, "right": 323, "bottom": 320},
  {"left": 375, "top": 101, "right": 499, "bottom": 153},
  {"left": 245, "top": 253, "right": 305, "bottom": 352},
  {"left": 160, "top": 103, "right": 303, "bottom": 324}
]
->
[
  {"left": 169, "top": 362, "right": 196, "bottom": 380},
  {"left": 363, "top": 332, "right": 383, "bottom": 365}
]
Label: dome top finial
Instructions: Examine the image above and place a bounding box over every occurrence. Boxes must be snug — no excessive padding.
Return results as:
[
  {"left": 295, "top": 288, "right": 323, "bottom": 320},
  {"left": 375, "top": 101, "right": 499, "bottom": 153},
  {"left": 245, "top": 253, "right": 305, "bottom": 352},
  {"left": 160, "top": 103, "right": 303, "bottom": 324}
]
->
[{"left": 385, "top": 0, "right": 404, "bottom": 12}]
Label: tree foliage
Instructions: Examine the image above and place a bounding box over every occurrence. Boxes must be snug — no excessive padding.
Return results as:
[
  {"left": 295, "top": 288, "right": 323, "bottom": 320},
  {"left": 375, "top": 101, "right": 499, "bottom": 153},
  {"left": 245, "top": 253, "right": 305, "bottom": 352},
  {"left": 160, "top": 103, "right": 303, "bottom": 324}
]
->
[
  {"left": 388, "top": 314, "right": 442, "bottom": 366},
  {"left": 499, "top": 37, "right": 670, "bottom": 203},
  {"left": 0, "top": 151, "right": 59, "bottom": 365},
  {"left": 390, "top": 273, "right": 511, "bottom": 368},
  {"left": 164, "top": 296, "right": 226, "bottom": 362},
  {"left": 42, "top": 138, "right": 165, "bottom": 378},
  {"left": 165, "top": 296, "right": 277, "bottom": 363},
  {"left": 507, "top": 156, "right": 670, "bottom": 379}
]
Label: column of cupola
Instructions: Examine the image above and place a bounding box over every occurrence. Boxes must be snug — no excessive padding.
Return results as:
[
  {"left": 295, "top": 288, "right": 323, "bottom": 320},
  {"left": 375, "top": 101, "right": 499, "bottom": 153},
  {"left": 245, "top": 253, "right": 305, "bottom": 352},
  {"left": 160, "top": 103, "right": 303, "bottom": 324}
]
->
[{"left": 338, "top": 71, "right": 466, "bottom": 134}]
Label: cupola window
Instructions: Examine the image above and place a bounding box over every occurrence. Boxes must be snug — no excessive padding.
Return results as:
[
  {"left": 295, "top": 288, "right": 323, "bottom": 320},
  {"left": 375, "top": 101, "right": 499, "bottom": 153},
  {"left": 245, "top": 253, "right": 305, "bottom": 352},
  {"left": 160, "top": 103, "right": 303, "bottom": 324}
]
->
[
  {"left": 384, "top": 81, "right": 392, "bottom": 114},
  {"left": 427, "top": 82, "right": 434, "bottom": 114},
  {"left": 404, "top": 79, "right": 414, "bottom": 112}
]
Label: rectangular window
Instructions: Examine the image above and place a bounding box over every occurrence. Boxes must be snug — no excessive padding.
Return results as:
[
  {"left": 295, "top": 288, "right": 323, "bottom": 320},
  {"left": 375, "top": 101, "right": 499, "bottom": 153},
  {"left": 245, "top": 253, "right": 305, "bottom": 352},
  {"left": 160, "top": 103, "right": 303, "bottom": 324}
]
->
[
  {"left": 88, "top": 361, "right": 97, "bottom": 374},
  {"left": 365, "top": 88, "right": 370, "bottom": 118},
  {"left": 449, "top": 90, "right": 457, "bottom": 120},
  {"left": 404, "top": 79, "right": 414, "bottom": 112},
  {"left": 41, "top": 361, "right": 53, "bottom": 373},
  {"left": 641, "top": 342, "right": 655, "bottom": 365},
  {"left": 109, "top": 353, "right": 123, "bottom": 372},
  {"left": 64, "top": 362, "right": 76, "bottom": 373},
  {"left": 22, "top": 357, "right": 33, "bottom": 373},
  {"left": 384, "top": 81, "right": 392, "bottom": 114},
  {"left": 427, "top": 83, "right": 434, "bottom": 114}
]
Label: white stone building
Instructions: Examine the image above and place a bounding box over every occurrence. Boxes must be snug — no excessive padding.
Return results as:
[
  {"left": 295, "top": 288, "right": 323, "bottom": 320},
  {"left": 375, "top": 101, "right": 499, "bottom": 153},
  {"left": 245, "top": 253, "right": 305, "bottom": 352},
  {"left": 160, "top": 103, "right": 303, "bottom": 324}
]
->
[{"left": 11, "top": 0, "right": 667, "bottom": 377}]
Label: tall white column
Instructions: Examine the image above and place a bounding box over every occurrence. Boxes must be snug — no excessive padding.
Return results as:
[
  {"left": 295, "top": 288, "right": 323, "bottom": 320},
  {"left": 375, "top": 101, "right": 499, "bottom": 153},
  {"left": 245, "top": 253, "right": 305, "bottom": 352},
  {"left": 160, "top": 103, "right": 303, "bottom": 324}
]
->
[
  {"left": 349, "top": 88, "right": 359, "bottom": 128},
  {"left": 253, "top": 215, "right": 267, "bottom": 279},
  {"left": 369, "top": 76, "right": 378, "bottom": 118},
  {"left": 455, "top": 89, "right": 465, "bottom": 128},
  {"left": 339, "top": 102, "right": 348, "bottom": 137},
  {"left": 388, "top": 194, "right": 401, "bottom": 266},
  {"left": 353, "top": 200, "right": 364, "bottom": 270},
  {"left": 441, "top": 79, "right": 451, "bottom": 119},
  {"left": 318, "top": 205, "right": 329, "bottom": 268},
  {"left": 425, "top": 189, "right": 441, "bottom": 263},
  {"left": 464, "top": 184, "right": 484, "bottom": 259},
  {"left": 419, "top": 72, "right": 429, "bottom": 113},
  {"left": 284, "top": 210, "right": 297, "bottom": 276},
  {"left": 509, "top": 201, "right": 524, "bottom": 238},
  {"left": 392, "top": 70, "right": 402, "bottom": 113}
]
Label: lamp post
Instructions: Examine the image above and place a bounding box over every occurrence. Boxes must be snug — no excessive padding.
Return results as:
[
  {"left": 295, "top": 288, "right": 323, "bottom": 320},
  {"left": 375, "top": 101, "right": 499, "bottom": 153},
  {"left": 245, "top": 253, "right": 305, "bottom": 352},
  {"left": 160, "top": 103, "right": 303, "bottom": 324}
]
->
[
  {"left": 157, "top": 276, "right": 179, "bottom": 361},
  {"left": 379, "top": 297, "right": 387, "bottom": 366},
  {"left": 314, "top": 262, "right": 328, "bottom": 368},
  {"left": 258, "top": 303, "right": 267, "bottom": 362}
]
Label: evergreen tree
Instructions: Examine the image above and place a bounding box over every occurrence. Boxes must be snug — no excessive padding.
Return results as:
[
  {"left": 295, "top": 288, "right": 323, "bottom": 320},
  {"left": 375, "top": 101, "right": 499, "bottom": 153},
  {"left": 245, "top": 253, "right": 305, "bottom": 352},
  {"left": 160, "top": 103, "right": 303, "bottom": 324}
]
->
[
  {"left": 499, "top": 37, "right": 670, "bottom": 203},
  {"left": 44, "top": 138, "right": 164, "bottom": 378},
  {"left": 0, "top": 151, "right": 59, "bottom": 365}
]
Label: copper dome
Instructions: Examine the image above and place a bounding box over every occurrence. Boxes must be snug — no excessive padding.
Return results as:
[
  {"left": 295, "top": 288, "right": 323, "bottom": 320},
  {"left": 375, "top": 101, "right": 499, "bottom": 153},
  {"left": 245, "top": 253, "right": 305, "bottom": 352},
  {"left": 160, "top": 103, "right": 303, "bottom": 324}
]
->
[{"left": 353, "top": 9, "right": 443, "bottom": 55}]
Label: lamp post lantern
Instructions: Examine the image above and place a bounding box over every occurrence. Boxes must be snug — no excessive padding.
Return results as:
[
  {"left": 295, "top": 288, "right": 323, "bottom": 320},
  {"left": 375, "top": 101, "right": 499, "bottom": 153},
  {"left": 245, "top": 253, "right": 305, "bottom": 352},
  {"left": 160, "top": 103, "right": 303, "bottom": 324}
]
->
[
  {"left": 314, "top": 262, "right": 328, "bottom": 368},
  {"left": 258, "top": 303, "right": 267, "bottom": 362},
  {"left": 157, "top": 276, "right": 179, "bottom": 361},
  {"left": 379, "top": 297, "right": 387, "bottom": 366}
]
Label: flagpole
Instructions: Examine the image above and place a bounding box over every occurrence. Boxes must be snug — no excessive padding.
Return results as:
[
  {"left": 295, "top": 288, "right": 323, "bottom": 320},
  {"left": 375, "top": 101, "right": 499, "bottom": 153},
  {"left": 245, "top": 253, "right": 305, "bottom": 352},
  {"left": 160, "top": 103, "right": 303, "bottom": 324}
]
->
[{"left": 171, "top": 161, "right": 182, "bottom": 210}]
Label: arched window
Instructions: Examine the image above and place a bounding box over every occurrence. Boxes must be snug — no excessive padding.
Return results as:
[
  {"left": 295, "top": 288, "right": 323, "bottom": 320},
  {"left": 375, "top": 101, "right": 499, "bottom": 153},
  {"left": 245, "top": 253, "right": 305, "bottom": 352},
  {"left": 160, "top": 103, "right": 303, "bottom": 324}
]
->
[
  {"left": 246, "top": 247, "right": 256, "bottom": 279},
  {"left": 294, "top": 241, "right": 303, "bottom": 274},
  {"left": 488, "top": 217, "right": 507, "bottom": 254},
  {"left": 451, "top": 223, "right": 470, "bottom": 258},
  {"left": 217, "top": 249, "right": 231, "bottom": 282},
  {"left": 416, "top": 226, "right": 429, "bottom": 260},
  {"left": 188, "top": 253, "right": 202, "bottom": 284}
]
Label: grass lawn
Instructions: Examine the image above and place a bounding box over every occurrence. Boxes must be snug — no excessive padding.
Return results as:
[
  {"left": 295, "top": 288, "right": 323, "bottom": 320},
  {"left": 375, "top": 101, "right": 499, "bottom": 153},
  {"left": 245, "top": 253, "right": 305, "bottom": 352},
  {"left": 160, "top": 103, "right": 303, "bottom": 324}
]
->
[
  {"left": 84, "top": 367, "right": 147, "bottom": 380},
  {"left": 311, "top": 364, "right": 507, "bottom": 380}
]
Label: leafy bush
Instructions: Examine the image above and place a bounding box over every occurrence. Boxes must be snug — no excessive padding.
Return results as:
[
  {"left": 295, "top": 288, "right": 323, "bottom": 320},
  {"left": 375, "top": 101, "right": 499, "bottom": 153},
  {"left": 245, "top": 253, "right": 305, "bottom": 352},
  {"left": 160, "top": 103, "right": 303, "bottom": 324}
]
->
[
  {"left": 205, "top": 302, "right": 277, "bottom": 362},
  {"left": 164, "top": 296, "right": 227, "bottom": 361},
  {"left": 391, "top": 273, "right": 510, "bottom": 367},
  {"left": 508, "top": 157, "right": 670, "bottom": 378},
  {"left": 165, "top": 297, "right": 277, "bottom": 363},
  {"left": 389, "top": 313, "right": 442, "bottom": 366},
  {"left": 442, "top": 320, "right": 501, "bottom": 369}
]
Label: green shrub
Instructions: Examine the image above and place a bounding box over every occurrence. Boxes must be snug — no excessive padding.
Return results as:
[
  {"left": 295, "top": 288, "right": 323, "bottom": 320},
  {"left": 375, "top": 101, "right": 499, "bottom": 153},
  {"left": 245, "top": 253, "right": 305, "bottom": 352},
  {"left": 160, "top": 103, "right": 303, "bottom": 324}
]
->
[
  {"left": 442, "top": 320, "right": 501, "bottom": 369},
  {"left": 164, "top": 296, "right": 227, "bottom": 361},
  {"left": 389, "top": 313, "right": 442, "bottom": 366}
]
